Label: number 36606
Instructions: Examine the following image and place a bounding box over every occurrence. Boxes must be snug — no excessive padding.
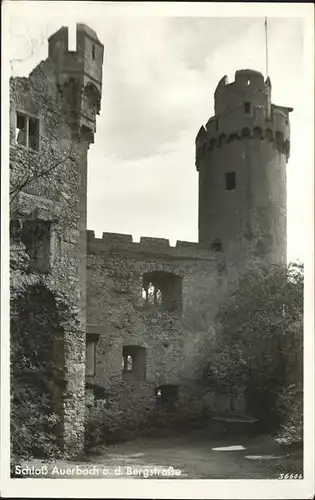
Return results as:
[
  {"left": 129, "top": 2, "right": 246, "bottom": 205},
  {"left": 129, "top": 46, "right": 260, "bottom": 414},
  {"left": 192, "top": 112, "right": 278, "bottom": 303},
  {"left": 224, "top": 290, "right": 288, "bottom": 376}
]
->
[{"left": 278, "top": 473, "right": 303, "bottom": 480}]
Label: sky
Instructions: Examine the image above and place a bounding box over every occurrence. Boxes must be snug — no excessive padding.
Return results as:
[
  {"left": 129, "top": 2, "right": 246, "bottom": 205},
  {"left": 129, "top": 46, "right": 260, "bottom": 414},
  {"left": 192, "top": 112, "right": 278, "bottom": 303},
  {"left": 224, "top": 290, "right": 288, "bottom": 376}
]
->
[{"left": 6, "top": 2, "right": 314, "bottom": 263}]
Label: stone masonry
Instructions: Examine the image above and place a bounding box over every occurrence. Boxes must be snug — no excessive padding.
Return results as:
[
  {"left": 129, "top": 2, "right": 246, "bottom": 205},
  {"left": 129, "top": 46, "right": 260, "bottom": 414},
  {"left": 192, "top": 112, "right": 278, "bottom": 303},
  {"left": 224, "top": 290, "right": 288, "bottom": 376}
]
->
[
  {"left": 10, "top": 24, "right": 104, "bottom": 457},
  {"left": 86, "top": 233, "right": 226, "bottom": 429},
  {"left": 10, "top": 25, "right": 291, "bottom": 455},
  {"left": 196, "top": 70, "right": 292, "bottom": 275}
]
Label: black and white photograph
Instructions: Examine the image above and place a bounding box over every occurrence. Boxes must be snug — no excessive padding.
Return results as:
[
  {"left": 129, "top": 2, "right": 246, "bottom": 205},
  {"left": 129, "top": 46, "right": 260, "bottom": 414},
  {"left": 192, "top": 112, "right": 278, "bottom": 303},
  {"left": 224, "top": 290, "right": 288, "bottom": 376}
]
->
[{"left": 1, "top": 1, "right": 314, "bottom": 498}]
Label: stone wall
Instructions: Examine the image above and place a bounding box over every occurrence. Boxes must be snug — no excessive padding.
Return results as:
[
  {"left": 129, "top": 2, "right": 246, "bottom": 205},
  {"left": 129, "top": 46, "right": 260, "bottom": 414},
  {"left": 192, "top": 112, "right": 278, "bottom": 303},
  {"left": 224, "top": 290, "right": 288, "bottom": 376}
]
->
[
  {"left": 10, "top": 54, "right": 88, "bottom": 458},
  {"left": 86, "top": 232, "right": 228, "bottom": 430},
  {"left": 196, "top": 70, "right": 291, "bottom": 274}
]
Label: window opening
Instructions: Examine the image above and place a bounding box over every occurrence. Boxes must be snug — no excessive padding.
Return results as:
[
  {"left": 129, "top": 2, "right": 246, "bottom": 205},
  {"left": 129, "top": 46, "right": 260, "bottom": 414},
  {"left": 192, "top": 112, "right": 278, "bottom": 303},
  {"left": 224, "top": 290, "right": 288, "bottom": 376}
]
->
[
  {"left": 155, "top": 385, "right": 178, "bottom": 410},
  {"left": 16, "top": 113, "right": 27, "bottom": 146},
  {"left": 122, "top": 345, "right": 146, "bottom": 381},
  {"left": 225, "top": 171, "right": 236, "bottom": 191},
  {"left": 247, "top": 79, "right": 250, "bottom": 86},
  {"left": 126, "top": 355, "right": 133, "bottom": 371},
  {"left": 211, "top": 240, "right": 222, "bottom": 252},
  {"left": 142, "top": 271, "right": 182, "bottom": 312},
  {"left": 15, "top": 112, "right": 39, "bottom": 150},
  {"left": 92, "top": 44, "right": 96, "bottom": 60},
  {"left": 86, "top": 340, "right": 96, "bottom": 376},
  {"left": 244, "top": 102, "right": 251, "bottom": 114},
  {"left": 85, "top": 382, "right": 106, "bottom": 402}
]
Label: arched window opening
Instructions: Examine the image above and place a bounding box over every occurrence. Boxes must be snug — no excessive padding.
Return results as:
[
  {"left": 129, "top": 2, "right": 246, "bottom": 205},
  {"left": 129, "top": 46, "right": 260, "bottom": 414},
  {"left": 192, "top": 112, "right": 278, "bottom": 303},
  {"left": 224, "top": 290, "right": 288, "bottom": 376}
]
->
[
  {"left": 127, "top": 355, "right": 133, "bottom": 371},
  {"left": 142, "top": 271, "right": 182, "bottom": 312},
  {"left": 122, "top": 345, "right": 146, "bottom": 381}
]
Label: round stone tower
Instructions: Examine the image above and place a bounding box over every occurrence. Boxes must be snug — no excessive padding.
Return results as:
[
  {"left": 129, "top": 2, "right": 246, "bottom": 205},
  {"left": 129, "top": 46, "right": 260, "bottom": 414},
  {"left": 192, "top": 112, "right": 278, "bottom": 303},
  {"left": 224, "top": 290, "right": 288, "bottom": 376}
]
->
[{"left": 195, "top": 69, "right": 292, "bottom": 269}]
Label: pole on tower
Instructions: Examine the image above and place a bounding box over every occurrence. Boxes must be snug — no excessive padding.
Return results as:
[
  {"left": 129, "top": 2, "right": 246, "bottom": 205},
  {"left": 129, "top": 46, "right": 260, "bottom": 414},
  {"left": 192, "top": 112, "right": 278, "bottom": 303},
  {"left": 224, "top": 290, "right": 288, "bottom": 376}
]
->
[
  {"left": 265, "top": 17, "right": 269, "bottom": 78},
  {"left": 265, "top": 17, "right": 271, "bottom": 120}
]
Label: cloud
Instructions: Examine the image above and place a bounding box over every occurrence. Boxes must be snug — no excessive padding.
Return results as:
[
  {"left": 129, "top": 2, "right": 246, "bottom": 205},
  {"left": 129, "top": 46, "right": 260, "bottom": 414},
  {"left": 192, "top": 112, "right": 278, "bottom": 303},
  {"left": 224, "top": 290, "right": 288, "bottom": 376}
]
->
[
  {"left": 7, "top": 7, "right": 309, "bottom": 260},
  {"left": 98, "top": 17, "right": 269, "bottom": 161}
]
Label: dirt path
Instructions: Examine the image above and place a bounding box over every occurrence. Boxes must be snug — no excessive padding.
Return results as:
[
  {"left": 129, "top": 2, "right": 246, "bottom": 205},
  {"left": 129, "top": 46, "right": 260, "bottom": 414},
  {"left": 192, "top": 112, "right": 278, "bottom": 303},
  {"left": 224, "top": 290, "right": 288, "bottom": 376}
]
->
[{"left": 19, "top": 429, "right": 303, "bottom": 480}]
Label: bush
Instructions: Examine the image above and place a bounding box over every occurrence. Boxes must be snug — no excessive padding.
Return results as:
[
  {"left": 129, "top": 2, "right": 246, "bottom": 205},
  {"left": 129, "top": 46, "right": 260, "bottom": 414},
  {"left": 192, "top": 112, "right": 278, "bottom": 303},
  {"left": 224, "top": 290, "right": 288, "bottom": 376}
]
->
[
  {"left": 10, "top": 283, "right": 66, "bottom": 471},
  {"left": 203, "top": 261, "right": 303, "bottom": 434},
  {"left": 10, "top": 391, "right": 61, "bottom": 477},
  {"left": 275, "top": 384, "right": 303, "bottom": 446},
  {"left": 84, "top": 400, "right": 124, "bottom": 449}
]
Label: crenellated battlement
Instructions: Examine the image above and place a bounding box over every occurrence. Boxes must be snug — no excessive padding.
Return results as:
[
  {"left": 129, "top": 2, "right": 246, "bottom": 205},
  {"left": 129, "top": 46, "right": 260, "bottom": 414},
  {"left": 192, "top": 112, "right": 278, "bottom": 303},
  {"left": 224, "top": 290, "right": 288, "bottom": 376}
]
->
[
  {"left": 48, "top": 24, "right": 103, "bottom": 87},
  {"left": 87, "top": 231, "right": 216, "bottom": 261},
  {"left": 47, "top": 23, "right": 104, "bottom": 138},
  {"left": 197, "top": 69, "right": 290, "bottom": 262},
  {"left": 195, "top": 118, "right": 291, "bottom": 170},
  {"left": 214, "top": 70, "right": 268, "bottom": 115},
  {"left": 195, "top": 69, "right": 292, "bottom": 170}
]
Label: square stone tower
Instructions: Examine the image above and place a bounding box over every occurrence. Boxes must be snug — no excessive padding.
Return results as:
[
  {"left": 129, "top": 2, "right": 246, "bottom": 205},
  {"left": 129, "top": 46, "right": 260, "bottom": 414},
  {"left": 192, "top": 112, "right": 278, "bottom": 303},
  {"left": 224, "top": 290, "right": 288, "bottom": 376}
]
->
[{"left": 10, "top": 24, "right": 104, "bottom": 457}]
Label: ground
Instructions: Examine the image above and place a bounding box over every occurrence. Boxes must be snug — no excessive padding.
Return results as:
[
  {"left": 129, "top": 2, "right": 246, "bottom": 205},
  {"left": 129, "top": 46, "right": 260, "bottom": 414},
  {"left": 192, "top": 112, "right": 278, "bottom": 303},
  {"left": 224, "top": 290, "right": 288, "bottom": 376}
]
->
[{"left": 17, "top": 428, "right": 303, "bottom": 480}]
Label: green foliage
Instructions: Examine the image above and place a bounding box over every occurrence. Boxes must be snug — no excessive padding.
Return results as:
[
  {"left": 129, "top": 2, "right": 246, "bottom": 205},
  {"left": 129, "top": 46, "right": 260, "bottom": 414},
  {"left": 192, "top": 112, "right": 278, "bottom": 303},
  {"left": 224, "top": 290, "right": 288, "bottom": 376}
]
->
[
  {"left": 205, "top": 261, "right": 303, "bottom": 436},
  {"left": 10, "top": 393, "right": 60, "bottom": 474},
  {"left": 10, "top": 282, "right": 65, "bottom": 470},
  {"left": 275, "top": 383, "right": 303, "bottom": 445},
  {"left": 84, "top": 400, "right": 124, "bottom": 449}
]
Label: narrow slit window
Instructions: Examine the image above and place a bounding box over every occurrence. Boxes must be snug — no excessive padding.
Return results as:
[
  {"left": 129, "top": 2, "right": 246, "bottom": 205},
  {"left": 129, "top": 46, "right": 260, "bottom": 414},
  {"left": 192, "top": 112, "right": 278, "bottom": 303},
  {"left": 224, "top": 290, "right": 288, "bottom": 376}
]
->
[
  {"left": 92, "top": 44, "right": 96, "bottom": 60},
  {"left": 225, "top": 171, "right": 236, "bottom": 191},
  {"left": 126, "top": 355, "right": 133, "bottom": 371},
  {"left": 86, "top": 340, "right": 96, "bottom": 376},
  {"left": 147, "top": 283, "right": 155, "bottom": 304}
]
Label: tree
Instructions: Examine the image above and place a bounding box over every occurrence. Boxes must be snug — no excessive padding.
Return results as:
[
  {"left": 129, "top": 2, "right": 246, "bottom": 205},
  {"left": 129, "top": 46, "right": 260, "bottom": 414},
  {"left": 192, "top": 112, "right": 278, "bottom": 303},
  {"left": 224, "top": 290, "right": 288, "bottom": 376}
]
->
[
  {"left": 204, "top": 261, "right": 303, "bottom": 439},
  {"left": 9, "top": 28, "right": 79, "bottom": 207},
  {"left": 10, "top": 70, "right": 78, "bottom": 210},
  {"left": 10, "top": 282, "right": 64, "bottom": 471}
]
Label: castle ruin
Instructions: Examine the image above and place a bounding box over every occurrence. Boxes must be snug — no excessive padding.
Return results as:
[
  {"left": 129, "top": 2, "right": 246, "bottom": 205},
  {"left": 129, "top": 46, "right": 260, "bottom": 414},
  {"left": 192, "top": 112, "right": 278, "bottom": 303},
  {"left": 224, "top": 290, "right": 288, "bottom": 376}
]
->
[{"left": 9, "top": 24, "right": 292, "bottom": 457}]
